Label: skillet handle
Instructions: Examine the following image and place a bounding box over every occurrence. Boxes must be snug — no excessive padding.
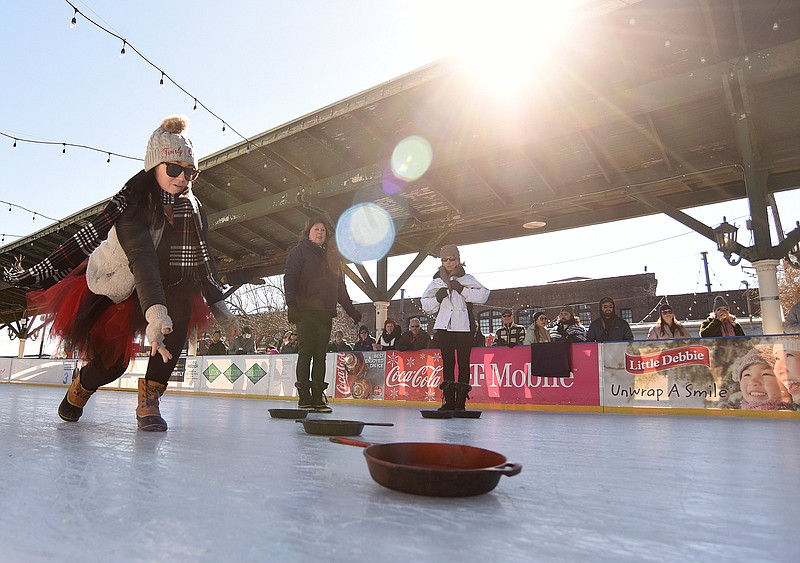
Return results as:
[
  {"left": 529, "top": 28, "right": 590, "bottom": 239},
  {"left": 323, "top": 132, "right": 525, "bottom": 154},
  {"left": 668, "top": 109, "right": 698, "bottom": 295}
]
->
[
  {"left": 486, "top": 462, "right": 522, "bottom": 477},
  {"left": 360, "top": 422, "right": 394, "bottom": 427},
  {"left": 329, "top": 436, "right": 373, "bottom": 448}
]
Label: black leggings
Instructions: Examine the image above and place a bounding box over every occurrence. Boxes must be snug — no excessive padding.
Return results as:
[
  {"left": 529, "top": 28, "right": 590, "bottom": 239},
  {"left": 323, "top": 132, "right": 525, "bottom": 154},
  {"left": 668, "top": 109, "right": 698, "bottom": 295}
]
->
[
  {"left": 80, "top": 294, "right": 192, "bottom": 389},
  {"left": 296, "top": 310, "right": 333, "bottom": 385},
  {"left": 435, "top": 330, "right": 473, "bottom": 384}
]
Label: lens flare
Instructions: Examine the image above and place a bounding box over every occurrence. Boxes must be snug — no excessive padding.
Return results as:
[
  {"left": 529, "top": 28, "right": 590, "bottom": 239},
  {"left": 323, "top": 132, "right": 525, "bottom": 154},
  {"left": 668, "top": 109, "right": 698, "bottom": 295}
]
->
[
  {"left": 335, "top": 203, "right": 396, "bottom": 263},
  {"left": 391, "top": 136, "right": 433, "bottom": 182}
]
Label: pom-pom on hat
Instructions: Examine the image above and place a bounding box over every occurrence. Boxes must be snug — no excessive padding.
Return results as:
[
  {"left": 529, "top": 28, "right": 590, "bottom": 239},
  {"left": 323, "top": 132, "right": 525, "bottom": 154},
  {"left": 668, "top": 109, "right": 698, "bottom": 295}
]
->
[
  {"left": 732, "top": 346, "right": 775, "bottom": 382},
  {"left": 713, "top": 295, "right": 729, "bottom": 311},
  {"left": 144, "top": 115, "right": 197, "bottom": 172},
  {"left": 439, "top": 244, "right": 460, "bottom": 261}
]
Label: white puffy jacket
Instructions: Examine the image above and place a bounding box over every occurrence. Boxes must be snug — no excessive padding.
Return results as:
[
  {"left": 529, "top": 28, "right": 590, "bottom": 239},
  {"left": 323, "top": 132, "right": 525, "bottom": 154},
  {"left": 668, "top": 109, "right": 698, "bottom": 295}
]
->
[{"left": 421, "top": 272, "right": 490, "bottom": 332}]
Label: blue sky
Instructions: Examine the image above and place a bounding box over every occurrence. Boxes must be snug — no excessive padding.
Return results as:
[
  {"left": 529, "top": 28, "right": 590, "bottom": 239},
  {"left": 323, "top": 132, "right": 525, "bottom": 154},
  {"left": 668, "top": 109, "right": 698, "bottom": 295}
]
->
[{"left": 2, "top": 1, "right": 798, "bottom": 354}]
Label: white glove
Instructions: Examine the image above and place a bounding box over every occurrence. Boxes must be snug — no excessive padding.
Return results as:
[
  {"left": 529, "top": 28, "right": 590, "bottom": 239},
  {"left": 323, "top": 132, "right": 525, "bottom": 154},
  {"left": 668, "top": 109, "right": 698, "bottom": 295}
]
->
[
  {"left": 210, "top": 301, "right": 241, "bottom": 341},
  {"left": 145, "top": 304, "right": 173, "bottom": 361}
]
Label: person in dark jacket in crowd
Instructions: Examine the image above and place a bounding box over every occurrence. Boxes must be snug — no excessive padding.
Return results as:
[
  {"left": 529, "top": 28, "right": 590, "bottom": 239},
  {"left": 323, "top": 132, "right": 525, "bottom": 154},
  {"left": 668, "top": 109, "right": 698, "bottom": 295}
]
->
[
  {"left": 550, "top": 306, "right": 586, "bottom": 342},
  {"left": 327, "top": 329, "right": 353, "bottom": 352},
  {"left": 284, "top": 216, "right": 361, "bottom": 412},
  {"left": 207, "top": 330, "right": 228, "bottom": 355},
  {"left": 586, "top": 297, "right": 633, "bottom": 342},
  {"left": 374, "top": 318, "right": 401, "bottom": 350},
  {"left": 493, "top": 309, "right": 526, "bottom": 347},
  {"left": 353, "top": 325, "right": 375, "bottom": 351},
  {"left": 472, "top": 320, "right": 486, "bottom": 347},
  {"left": 396, "top": 319, "right": 431, "bottom": 351},
  {"left": 229, "top": 325, "right": 256, "bottom": 355},
  {"left": 2, "top": 115, "right": 240, "bottom": 432},
  {"left": 699, "top": 295, "right": 745, "bottom": 337}
]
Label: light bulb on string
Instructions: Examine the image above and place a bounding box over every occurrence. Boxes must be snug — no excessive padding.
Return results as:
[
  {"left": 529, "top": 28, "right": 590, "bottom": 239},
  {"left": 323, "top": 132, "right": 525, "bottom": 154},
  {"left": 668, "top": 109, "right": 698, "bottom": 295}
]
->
[
  {"left": 193, "top": 99, "right": 198, "bottom": 112},
  {"left": 107, "top": 153, "right": 111, "bottom": 164},
  {"left": 62, "top": 144, "right": 66, "bottom": 154},
  {"left": 773, "top": 22, "right": 779, "bottom": 31},
  {"left": 222, "top": 122, "right": 227, "bottom": 135},
  {"left": 159, "top": 72, "right": 165, "bottom": 89},
  {"left": 700, "top": 56, "right": 706, "bottom": 64},
  {"left": 664, "top": 40, "right": 670, "bottom": 48},
  {"left": 120, "top": 40, "right": 127, "bottom": 58},
  {"left": 70, "top": 8, "right": 77, "bottom": 28},
  {"left": 32, "top": 213, "right": 36, "bottom": 222},
  {"left": 12, "top": 139, "right": 17, "bottom": 148}
]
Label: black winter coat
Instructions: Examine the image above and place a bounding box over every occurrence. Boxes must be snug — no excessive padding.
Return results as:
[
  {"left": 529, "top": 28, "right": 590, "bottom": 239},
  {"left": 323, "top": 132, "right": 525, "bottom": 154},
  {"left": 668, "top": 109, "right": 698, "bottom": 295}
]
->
[{"left": 284, "top": 239, "right": 357, "bottom": 317}]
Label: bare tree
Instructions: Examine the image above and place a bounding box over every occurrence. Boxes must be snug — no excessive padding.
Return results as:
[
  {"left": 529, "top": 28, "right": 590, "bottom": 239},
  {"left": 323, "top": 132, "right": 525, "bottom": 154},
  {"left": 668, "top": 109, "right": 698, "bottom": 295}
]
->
[{"left": 779, "top": 260, "right": 800, "bottom": 315}]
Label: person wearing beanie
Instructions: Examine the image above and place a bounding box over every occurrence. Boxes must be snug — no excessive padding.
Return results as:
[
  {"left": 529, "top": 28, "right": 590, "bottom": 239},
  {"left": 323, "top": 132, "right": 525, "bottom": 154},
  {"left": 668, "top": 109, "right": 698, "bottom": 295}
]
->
[
  {"left": 207, "top": 330, "right": 228, "bottom": 356},
  {"left": 229, "top": 325, "right": 256, "bottom": 355},
  {"left": 732, "top": 345, "right": 793, "bottom": 410},
  {"left": 783, "top": 300, "right": 800, "bottom": 334},
  {"left": 493, "top": 308, "right": 526, "bottom": 347},
  {"left": 283, "top": 216, "right": 362, "bottom": 412},
  {"left": 328, "top": 329, "right": 353, "bottom": 352},
  {"left": 699, "top": 295, "right": 744, "bottom": 337},
  {"left": 586, "top": 297, "right": 633, "bottom": 342},
  {"left": 647, "top": 303, "right": 690, "bottom": 340},
  {"left": 550, "top": 305, "right": 586, "bottom": 342},
  {"left": 3, "top": 115, "right": 240, "bottom": 432},
  {"left": 523, "top": 311, "right": 552, "bottom": 344},
  {"left": 353, "top": 325, "right": 376, "bottom": 351},
  {"left": 421, "top": 245, "right": 489, "bottom": 413}
]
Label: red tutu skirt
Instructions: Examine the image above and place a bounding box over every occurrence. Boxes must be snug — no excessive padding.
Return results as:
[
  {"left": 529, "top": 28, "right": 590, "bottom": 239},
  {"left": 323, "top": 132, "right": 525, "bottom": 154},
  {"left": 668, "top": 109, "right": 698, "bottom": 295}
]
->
[{"left": 29, "top": 263, "right": 210, "bottom": 369}]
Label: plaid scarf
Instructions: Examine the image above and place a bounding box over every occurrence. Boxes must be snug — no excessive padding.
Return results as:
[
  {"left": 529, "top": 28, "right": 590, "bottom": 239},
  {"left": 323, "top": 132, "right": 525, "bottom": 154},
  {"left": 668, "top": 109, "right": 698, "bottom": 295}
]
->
[
  {"left": 3, "top": 172, "right": 223, "bottom": 295},
  {"left": 166, "top": 190, "right": 224, "bottom": 293}
]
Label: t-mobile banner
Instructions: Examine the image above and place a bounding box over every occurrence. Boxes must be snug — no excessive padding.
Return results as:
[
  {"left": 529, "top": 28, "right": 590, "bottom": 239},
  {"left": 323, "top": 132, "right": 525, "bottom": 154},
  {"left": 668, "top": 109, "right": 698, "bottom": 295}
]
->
[
  {"left": 602, "top": 336, "right": 800, "bottom": 411},
  {"left": 334, "top": 345, "right": 601, "bottom": 407}
]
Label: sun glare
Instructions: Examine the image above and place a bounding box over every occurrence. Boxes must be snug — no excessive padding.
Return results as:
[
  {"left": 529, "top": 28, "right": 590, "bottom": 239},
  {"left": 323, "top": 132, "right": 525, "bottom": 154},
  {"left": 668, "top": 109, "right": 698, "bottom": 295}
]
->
[{"left": 426, "top": 1, "right": 584, "bottom": 103}]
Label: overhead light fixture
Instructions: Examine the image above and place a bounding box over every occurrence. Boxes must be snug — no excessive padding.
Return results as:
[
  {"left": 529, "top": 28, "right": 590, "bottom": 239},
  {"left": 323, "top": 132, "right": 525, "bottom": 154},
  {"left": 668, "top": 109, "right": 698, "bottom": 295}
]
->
[
  {"left": 522, "top": 209, "right": 547, "bottom": 229},
  {"left": 713, "top": 216, "right": 742, "bottom": 265}
]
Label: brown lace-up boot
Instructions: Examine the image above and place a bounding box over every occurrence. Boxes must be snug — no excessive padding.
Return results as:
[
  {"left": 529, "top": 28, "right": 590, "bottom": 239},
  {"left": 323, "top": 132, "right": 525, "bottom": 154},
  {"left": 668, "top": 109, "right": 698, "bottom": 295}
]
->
[
  {"left": 58, "top": 371, "right": 96, "bottom": 422},
  {"left": 136, "top": 378, "right": 168, "bottom": 432}
]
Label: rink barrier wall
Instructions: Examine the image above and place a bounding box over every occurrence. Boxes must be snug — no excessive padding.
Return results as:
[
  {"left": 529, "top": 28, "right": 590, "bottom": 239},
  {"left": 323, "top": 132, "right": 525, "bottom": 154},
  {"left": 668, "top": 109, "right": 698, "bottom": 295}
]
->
[{"left": 2, "top": 336, "right": 799, "bottom": 417}]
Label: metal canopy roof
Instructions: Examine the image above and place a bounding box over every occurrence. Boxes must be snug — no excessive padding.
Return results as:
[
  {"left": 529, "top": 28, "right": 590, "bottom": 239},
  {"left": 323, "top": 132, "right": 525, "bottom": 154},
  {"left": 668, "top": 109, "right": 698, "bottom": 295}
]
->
[{"left": 3, "top": 0, "right": 800, "bottom": 319}]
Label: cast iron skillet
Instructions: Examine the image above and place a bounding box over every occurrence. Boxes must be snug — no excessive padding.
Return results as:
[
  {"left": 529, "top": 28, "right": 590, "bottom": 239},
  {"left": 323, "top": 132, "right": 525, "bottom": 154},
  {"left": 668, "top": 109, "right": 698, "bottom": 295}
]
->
[
  {"left": 330, "top": 437, "right": 521, "bottom": 497},
  {"left": 296, "top": 419, "right": 394, "bottom": 436},
  {"left": 268, "top": 408, "right": 308, "bottom": 419}
]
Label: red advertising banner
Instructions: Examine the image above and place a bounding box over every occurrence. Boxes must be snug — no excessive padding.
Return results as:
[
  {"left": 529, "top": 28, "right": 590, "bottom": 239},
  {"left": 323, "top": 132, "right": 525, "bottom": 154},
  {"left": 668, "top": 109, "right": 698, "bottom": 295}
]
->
[{"left": 334, "top": 344, "right": 601, "bottom": 407}]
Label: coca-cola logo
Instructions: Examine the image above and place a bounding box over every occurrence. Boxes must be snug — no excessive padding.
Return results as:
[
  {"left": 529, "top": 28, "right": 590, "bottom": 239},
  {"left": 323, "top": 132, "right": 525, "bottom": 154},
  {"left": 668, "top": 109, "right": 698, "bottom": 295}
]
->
[{"left": 386, "top": 364, "right": 443, "bottom": 388}]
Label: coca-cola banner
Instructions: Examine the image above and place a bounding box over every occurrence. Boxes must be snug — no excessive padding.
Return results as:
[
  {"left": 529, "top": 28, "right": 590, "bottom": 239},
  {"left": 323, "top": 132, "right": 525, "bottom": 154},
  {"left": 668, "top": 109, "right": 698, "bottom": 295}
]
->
[
  {"left": 602, "top": 336, "right": 800, "bottom": 411},
  {"left": 333, "top": 345, "right": 602, "bottom": 407}
]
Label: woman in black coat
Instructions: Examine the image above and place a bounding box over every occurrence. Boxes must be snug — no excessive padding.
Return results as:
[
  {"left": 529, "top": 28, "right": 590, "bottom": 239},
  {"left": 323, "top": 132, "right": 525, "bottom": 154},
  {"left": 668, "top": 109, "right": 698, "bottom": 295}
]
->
[{"left": 284, "top": 216, "right": 361, "bottom": 412}]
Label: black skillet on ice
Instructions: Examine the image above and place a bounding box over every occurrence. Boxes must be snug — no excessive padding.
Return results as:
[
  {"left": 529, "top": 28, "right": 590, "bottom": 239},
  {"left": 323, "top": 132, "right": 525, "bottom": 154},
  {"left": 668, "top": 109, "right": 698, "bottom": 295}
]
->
[{"left": 330, "top": 437, "right": 521, "bottom": 497}]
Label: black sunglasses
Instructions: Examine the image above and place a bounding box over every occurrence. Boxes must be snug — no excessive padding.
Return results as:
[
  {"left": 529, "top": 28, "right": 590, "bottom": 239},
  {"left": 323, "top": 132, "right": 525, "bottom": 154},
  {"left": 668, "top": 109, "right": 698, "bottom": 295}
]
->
[
  {"left": 441, "top": 257, "right": 458, "bottom": 262},
  {"left": 164, "top": 162, "right": 200, "bottom": 181},
  {"left": 502, "top": 313, "right": 512, "bottom": 317}
]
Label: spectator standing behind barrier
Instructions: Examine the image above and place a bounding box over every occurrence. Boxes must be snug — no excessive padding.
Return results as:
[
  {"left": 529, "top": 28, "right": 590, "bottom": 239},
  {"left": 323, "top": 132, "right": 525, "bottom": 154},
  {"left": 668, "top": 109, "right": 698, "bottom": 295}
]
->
[
  {"left": 472, "top": 320, "right": 486, "bottom": 347},
  {"left": 586, "top": 297, "right": 634, "bottom": 342},
  {"left": 328, "top": 330, "right": 353, "bottom": 352},
  {"left": 422, "top": 244, "right": 490, "bottom": 412},
  {"left": 493, "top": 309, "right": 526, "bottom": 347},
  {"left": 699, "top": 296, "right": 744, "bottom": 337},
  {"left": 207, "top": 330, "right": 228, "bottom": 355},
  {"left": 785, "top": 301, "right": 800, "bottom": 334},
  {"left": 647, "top": 304, "right": 690, "bottom": 340},
  {"left": 524, "top": 311, "right": 551, "bottom": 344},
  {"left": 229, "top": 326, "right": 256, "bottom": 355},
  {"left": 284, "top": 216, "right": 362, "bottom": 412},
  {"left": 353, "top": 325, "right": 375, "bottom": 351},
  {"left": 396, "top": 319, "right": 431, "bottom": 351},
  {"left": 550, "top": 306, "right": 586, "bottom": 342},
  {"left": 374, "top": 318, "right": 401, "bottom": 350}
]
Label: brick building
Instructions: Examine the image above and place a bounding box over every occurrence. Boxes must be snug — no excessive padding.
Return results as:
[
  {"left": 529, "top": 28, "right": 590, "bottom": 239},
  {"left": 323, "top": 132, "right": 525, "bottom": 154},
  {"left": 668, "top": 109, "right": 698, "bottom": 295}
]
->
[{"left": 352, "top": 273, "right": 757, "bottom": 337}]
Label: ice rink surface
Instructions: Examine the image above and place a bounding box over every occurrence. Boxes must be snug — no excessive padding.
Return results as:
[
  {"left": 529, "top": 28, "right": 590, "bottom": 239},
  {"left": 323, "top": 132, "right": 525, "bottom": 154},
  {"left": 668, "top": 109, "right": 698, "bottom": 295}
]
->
[{"left": 1, "top": 384, "right": 797, "bottom": 562}]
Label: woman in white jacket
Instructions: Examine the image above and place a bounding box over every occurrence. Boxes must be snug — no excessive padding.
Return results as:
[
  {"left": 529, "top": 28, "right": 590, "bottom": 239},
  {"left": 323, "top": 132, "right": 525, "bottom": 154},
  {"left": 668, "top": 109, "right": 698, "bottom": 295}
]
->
[{"left": 421, "top": 245, "right": 490, "bottom": 412}]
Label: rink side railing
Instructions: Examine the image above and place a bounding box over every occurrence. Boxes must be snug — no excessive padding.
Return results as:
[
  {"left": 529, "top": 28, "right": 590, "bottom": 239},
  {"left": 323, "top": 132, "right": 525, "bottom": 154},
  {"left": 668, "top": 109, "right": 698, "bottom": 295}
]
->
[{"left": 2, "top": 335, "right": 799, "bottom": 418}]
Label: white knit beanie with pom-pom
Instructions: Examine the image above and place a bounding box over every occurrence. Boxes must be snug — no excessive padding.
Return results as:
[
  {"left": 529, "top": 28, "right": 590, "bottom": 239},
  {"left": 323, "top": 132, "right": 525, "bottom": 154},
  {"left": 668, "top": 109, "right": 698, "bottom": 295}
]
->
[{"left": 144, "top": 115, "right": 197, "bottom": 172}]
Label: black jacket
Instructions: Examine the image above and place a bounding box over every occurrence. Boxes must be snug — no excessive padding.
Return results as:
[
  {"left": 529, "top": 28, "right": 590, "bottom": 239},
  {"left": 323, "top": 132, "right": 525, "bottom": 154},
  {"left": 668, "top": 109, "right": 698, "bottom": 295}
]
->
[{"left": 284, "top": 239, "right": 357, "bottom": 317}]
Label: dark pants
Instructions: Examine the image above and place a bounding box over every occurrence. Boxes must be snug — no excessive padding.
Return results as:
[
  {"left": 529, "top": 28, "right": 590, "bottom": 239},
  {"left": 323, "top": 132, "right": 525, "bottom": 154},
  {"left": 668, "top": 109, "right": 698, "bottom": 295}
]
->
[
  {"left": 80, "top": 293, "right": 192, "bottom": 389},
  {"left": 435, "top": 330, "right": 473, "bottom": 384},
  {"left": 296, "top": 310, "right": 333, "bottom": 385}
]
